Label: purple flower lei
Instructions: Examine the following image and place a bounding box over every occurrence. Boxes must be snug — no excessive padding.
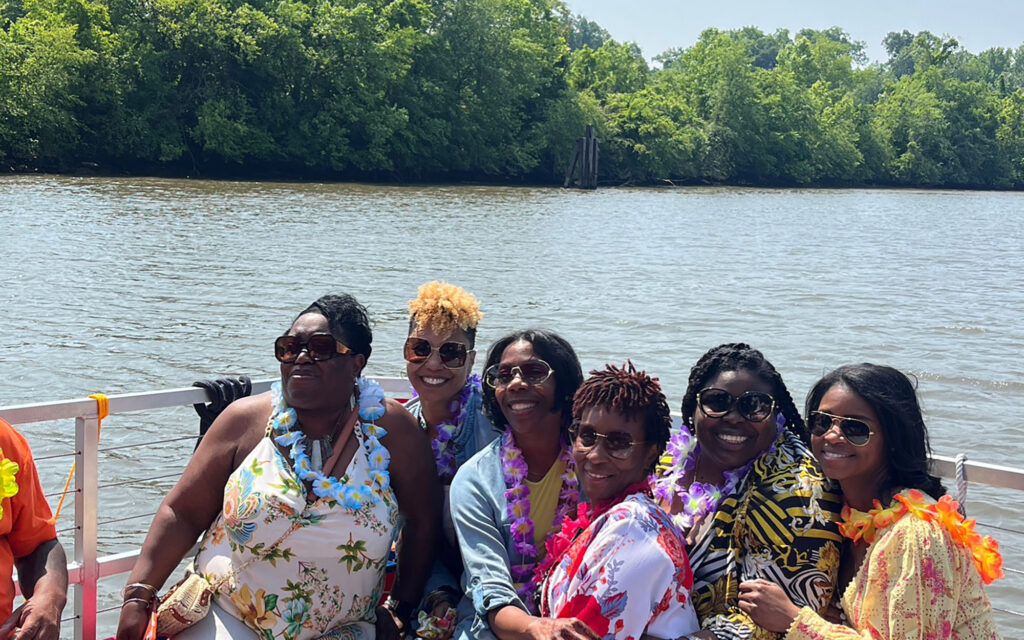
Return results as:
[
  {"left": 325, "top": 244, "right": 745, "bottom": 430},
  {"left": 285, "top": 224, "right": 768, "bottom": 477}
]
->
[
  {"left": 426, "top": 374, "right": 481, "bottom": 480},
  {"left": 652, "top": 414, "right": 786, "bottom": 530},
  {"left": 499, "top": 427, "right": 579, "bottom": 612}
]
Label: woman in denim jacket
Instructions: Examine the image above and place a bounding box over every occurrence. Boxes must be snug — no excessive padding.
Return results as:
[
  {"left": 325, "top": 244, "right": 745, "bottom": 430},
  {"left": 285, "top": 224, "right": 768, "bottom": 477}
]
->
[
  {"left": 450, "top": 329, "right": 597, "bottom": 640},
  {"left": 402, "top": 282, "right": 502, "bottom": 634}
]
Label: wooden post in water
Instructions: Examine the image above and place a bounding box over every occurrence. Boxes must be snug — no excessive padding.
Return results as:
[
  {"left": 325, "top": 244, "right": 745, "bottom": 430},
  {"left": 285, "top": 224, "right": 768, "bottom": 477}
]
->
[{"left": 563, "top": 125, "right": 598, "bottom": 189}]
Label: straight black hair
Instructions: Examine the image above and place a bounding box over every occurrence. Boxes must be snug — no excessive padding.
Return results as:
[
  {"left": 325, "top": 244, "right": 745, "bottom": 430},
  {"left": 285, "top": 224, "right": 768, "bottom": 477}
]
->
[
  {"left": 805, "top": 363, "right": 945, "bottom": 501},
  {"left": 481, "top": 329, "right": 583, "bottom": 437}
]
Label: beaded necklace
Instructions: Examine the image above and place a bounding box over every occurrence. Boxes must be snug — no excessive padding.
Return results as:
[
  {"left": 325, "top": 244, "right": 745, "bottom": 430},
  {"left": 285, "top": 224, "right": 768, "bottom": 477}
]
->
[
  {"left": 652, "top": 415, "right": 784, "bottom": 530},
  {"left": 271, "top": 378, "right": 390, "bottom": 510},
  {"left": 418, "top": 374, "right": 481, "bottom": 480},
  {"left": 840, "top": 489, "right": 1003, "bottom": 584},
  {"left": 499, "top": 427, "right": 579, "bottom": 612}
]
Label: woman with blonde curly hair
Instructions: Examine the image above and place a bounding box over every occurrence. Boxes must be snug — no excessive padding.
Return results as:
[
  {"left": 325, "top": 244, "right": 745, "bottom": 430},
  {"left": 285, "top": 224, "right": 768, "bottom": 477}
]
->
[{"left": 403, "top": 282, "right": 502, "bottom": 637}]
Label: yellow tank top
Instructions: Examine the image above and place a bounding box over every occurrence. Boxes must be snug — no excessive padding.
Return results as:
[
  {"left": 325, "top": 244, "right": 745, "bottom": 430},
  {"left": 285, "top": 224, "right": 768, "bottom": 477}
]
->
[{"left": 525, "top": 459, "right": 567, "bottom": 559}]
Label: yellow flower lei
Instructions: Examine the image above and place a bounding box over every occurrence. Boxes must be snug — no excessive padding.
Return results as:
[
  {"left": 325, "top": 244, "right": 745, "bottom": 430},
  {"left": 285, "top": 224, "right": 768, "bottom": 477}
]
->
[
  {"left": 0, "top": 448, "right": 20, "bottom": 520},
  {"left": 839, "top": 488, "right": 1004, "bottom": 584}
]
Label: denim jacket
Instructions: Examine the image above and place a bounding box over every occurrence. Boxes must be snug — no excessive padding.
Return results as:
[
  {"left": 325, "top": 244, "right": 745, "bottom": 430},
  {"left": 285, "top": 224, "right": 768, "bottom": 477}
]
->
[
  {"left": 450, "top": 432, "right": 591, "bottom": 638},
  {"left": 405, "top": 385, "right": 502, "bottom": 602},
  {"left": 404, "top": 384, "right": 501, "bottom": 472}
]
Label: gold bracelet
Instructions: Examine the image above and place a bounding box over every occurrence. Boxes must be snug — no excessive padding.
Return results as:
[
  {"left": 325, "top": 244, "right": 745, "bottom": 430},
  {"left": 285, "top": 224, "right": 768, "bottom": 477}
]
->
[
  {"left": 121, "top": 597, "right": 155, "bottom": 610},
  {"left": 121, "top": 582, "right": 158, "bottom": 600}
]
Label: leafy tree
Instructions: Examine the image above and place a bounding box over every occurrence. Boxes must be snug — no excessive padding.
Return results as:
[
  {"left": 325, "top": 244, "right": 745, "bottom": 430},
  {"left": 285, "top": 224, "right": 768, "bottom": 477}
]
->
[
  {"left": 568, "top": 40, "right": 648, "bottom": 99},
  {"left": 563, "top": 12, "right": 610, "bottom": 51}
]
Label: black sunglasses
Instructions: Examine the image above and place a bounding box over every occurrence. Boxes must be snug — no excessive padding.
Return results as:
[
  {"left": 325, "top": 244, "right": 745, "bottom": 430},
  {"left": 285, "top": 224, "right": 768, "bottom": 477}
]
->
[
  {"left": 697, "top": 387, "right": 776, "bottom": 422},
  {"left": 570, "top": 424, "right": 645, "bottom": 460},
  {"left": 484, "top": 359, "right": 554, "bottom": 388},
  {"left": 808, "top": 410, "right": 876, "bottom": 446},
  {"left": 403, "top": 337, "right": 471, "bottom": 369},
  {"left": 274, "top": 333, "right": 352, "bottom": 363}
]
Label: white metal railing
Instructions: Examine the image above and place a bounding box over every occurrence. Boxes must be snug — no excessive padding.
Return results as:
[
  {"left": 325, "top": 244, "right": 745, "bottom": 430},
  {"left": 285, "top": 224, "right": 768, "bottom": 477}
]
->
[{"left": 1, "top": 377, "right": 1022, "bottom": 639}]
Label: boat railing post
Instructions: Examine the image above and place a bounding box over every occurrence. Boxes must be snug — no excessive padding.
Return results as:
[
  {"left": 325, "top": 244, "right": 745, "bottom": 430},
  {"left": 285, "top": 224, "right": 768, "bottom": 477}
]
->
[{"left": 74, "top": 413, "right": 99, "bottom": 640}]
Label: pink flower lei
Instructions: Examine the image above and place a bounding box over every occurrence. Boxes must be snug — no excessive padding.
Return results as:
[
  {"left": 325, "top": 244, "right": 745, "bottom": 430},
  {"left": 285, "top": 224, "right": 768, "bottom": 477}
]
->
[
  {"left": 421, "top": 374, "right": 481, "bottom": 480},
  {"left": 499, "top": 427, "right": 579, "bottom": 612},
  {"left": 651, "top": 414, "right": 785, "bottom": 530}
]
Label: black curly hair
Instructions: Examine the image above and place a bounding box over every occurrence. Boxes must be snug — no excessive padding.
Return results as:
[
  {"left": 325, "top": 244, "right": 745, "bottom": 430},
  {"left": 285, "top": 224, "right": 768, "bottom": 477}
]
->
[
  {"left": 680, "top": 343, "right": 807, "bottom": 444},
  {"left": 294, "top": 293, "right": 372, "bottom": 359},
  {"left": 805, "top": 363, "right": 945, "bottom": 501},
  {"left": 481, "top": 329, "right": 583, "bottom": 437}
]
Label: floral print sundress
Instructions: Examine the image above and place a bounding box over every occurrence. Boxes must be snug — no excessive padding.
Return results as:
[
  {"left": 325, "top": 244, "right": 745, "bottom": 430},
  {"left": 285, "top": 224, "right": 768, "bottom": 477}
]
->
[{"left": 194, "top": 422, "right": 399, "bottom": 640}]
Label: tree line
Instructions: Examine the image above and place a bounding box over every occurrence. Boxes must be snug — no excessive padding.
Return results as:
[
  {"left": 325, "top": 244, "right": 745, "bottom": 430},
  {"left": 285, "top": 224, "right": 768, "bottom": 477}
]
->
[{"left": 3, "top": 0, "right": 1024, "bottom": 188}]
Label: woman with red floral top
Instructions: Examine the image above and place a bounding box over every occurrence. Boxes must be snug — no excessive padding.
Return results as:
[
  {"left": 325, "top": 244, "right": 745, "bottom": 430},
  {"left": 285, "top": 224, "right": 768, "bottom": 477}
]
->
[{"left": 538, "top": 362, "right": 699, "bottom": 640}]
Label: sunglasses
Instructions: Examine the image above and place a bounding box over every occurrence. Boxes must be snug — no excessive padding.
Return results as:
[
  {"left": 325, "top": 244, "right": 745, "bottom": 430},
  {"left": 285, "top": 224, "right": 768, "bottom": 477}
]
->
[
  {"left": 484, "top": 359, "right": 554, "bottom": 388},
  {"left": 403, "top": 338, "right": 471, "bottom": 369},
  {"left": 697, "top": 387, "right": 776, "bottom": 422},
  {"left": 808, "top": 410, "right": 876, "bottom": 446},
  {"left": 570, "top": 424, "right": 645, "bottom": 460},
  {"left": 274, "top": 333, "right": 352, "bottom": 363}
]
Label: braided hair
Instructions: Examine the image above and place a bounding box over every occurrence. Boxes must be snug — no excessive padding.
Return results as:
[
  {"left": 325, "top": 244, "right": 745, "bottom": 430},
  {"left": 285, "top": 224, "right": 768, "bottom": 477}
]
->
[
  {"left": 680, "top": 343, "right": 807, "bottom": 444},
  {"left": 572, "top": 361, "right": 672, "bottom": 458}
]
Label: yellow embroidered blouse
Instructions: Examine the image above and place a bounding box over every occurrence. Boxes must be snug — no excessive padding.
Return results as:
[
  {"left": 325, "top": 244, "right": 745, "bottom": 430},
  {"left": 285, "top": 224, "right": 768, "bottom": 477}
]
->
[{"left": 786, "top": 500, "right": 1002, "bottom": 640}]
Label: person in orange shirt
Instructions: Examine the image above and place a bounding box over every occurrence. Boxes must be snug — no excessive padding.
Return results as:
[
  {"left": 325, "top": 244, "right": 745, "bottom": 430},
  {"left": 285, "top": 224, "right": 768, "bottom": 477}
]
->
[{"left": 0, "top": 417, "right": 68, "bottom": 640}]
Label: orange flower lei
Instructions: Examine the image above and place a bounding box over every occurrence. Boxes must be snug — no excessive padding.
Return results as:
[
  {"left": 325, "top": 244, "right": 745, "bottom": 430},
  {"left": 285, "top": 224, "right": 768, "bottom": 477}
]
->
[{"left": 839, "top": 489, "right": 1004, "bottom": 584}]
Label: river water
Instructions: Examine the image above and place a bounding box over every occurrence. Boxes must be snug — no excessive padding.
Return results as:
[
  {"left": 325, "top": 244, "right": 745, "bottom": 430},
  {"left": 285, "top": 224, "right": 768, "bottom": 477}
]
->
[{"left": 1, "top": 175, "right": 1022, "bottom": 634}]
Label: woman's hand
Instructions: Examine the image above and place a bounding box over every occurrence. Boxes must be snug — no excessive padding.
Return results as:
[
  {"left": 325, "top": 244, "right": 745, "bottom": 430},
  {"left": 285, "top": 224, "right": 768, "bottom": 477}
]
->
[
  {"left": 375, "top": 604, "right": 408, "bottom": 640},
  {"left": 821, "top": 601, "right": 847, "bottom": 626},
  {"left": 737, "top": 579, "right": 801, "bottom": 633},
  {"left": 522, "top": 617, "right": 600, "bottom": 640}
]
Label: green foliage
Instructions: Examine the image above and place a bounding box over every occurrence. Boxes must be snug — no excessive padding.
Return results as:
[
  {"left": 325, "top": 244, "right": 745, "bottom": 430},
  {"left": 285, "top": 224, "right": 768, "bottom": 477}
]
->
[
  {"left": 568, "top": 40, "right": 648, "bottom": 98},
  {"left": 4, "top": 4, "right": 1024, "bottom": 187},
  {"left": 562, "top": 11, "right": 609, "bottom": 52}
]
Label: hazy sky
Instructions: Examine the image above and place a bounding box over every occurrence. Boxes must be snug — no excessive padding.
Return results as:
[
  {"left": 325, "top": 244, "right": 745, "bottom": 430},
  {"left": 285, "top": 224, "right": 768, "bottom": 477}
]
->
[{"left": 563, "top": 0, "right": 1024, "bottom": 63}]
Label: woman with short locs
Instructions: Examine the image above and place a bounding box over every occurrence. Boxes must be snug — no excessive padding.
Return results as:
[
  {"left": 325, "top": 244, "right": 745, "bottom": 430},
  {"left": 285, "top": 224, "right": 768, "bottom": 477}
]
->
[
  {"left": 653, "top": 343, "right": 842, "bottom": 640},
  {"left": 402, "top": 282, "right": 501, "bottom": 635},
  {"left": 539, "top": 362, "right": 700, "bottom": 640},
  {"left": 738, "top": 363, "right": 1003, "bottom": 639},
  {"left": 115, "top": 294, "right": 440, "bottom": 640},
  {"left": 450, "top": 329, "right": 594, "bottom": 640}
]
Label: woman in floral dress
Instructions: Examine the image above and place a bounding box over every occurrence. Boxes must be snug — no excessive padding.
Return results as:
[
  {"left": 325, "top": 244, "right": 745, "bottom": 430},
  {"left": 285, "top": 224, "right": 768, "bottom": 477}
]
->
[
  {"left": 539, "top": 362, "right": 699, "bottom": 640},
  {"left": 652, "top": 344, "right": 843, "bottom": 640},
  {"left": 737, "top": 363, "right": 1002, "bottom": 639},
  {"left": 115, "top": 294, "right": 440, "bottom": 640}
]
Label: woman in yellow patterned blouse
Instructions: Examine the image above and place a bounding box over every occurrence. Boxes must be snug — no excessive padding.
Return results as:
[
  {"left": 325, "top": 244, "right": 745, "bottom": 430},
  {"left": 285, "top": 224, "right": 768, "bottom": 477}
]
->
[
  {"left": 653, "top": 344, "right": 843, "bottom": 640},
  {"left": 737, "top": 363, "right": 1002, "bottom": 639}
]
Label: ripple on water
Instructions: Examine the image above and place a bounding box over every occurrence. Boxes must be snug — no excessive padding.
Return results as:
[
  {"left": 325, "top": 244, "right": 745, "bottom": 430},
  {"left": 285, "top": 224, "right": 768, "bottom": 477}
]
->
[{"left": 2, "top": 176, "right": 1023, "bottom": 634}]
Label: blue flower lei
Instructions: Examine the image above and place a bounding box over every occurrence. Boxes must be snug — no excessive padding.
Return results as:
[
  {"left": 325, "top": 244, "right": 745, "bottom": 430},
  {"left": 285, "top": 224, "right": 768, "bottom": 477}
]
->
[{"left": 270, "top": 378, "right": 390, "bottom": 510}]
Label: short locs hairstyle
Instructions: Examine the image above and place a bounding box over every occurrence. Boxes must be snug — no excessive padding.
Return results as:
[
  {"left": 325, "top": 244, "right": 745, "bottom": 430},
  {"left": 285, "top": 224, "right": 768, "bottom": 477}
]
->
[
  {"left": 407, "top": 281, "right": 483, "bottom": 349},
  {"left": 572, "top": 361, "right": 672, "bottom": 456},
  {"left": 481, "top": 329, "right": 583, "bottom": 437},
  {"left": 295, "top": 293, "right": 372, "bottom": 359},
  {"left": 680, "top": 343, "right": 807, "bottom": 444},
  {"left": 805, "top": 363, "right": 944, "bottom": 501}
]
